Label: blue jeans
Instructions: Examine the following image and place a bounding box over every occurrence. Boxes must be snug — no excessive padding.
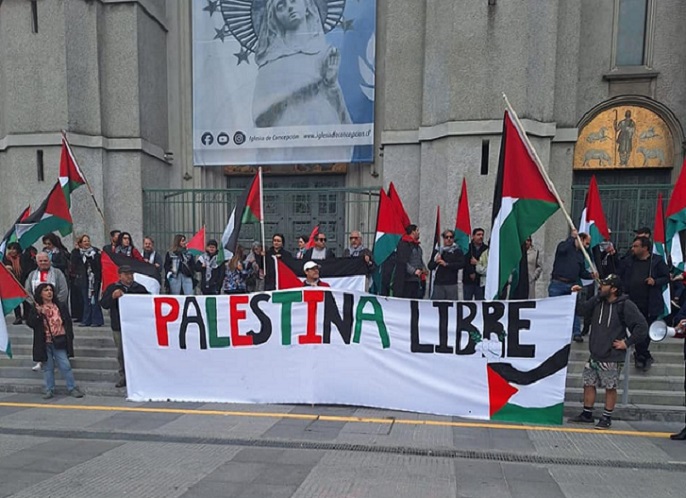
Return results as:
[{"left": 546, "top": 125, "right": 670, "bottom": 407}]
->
[
  {"left": 548, "top": 280, "right": 581, "bottom": 338},
  {"left": 42, "top": 343, "right": 76, "bottom": 392},
  {"left": 169, "top": 274, "right": 194, "bottom": 295},
  {"left": 463, "top": 282, "right": 485, "bottom": 301},
  {"left": 80, "top": 285, "right": 104, "bottom": 326}
]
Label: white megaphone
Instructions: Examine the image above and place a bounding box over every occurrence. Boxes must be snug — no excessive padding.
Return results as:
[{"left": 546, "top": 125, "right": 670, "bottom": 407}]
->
[{"left": 648, "top": 320, "right": 686, "bottom": 342}]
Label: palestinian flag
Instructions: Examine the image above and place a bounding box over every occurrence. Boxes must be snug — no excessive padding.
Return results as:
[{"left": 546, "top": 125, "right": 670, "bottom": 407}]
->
[
  {"left": 0, "top": 205, "right": 31, "bottom": 258},
  {"left": 0, "top": 263, "right": 29, "bottom": 358},
  {"left": 187, "top": 226, "right": 206, "bottom": 257},
  {"left": 388, "top": 182, "right": 411, "bottom": 230},
  {"left": 487, "top": 345, "right": 570, "bottom": 424},
  {"left": 278, "top": 257, "right": 368, "bottom": 291},
  {"left": 653, "top": 194, "right": 670, "bottom": 318},
  {"left": 484, "top": 111, "right": 560, "bottom": 300},
  {"left": 59, "top": 135, "right": 87, "bottom": 207},
  {"left": 305, "top": 225, "right": 320, "bottom": 250},
  {"left": 221, "top": 172, "right": 262, "bottom": 260},
  {"left": 428, "top": 205, "right": 441, "bottom": 296},
  {"left": 101, "top": 251, "right": 161, "bottom": 294},
  {"left": 15, "top": 181, "right": 73, "bottom": 249},
  {"left": 666, "top": 158, "right": 686, "bottom": 272},
  {"left": 578, "top": 175, "right": 610, "bottom": 249},
  {"left": 370, "top": 188, "right": 406, "bottom": 294},
  {"left": 455, "top": 178, "right": 471, "bottom": 254}
]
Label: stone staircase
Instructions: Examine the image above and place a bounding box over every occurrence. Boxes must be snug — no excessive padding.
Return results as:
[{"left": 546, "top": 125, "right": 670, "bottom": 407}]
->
[{"left": 2, "top": 317, "right": 685, "bottom": 421}]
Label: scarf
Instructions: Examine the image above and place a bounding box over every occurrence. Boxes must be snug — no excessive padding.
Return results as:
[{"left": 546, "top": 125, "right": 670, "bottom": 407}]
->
[
  {"left": 5, "top": 253, "right": 21, "bottom": 277},
  {"left": 116, "top": 245, "right": 133, "bottom": 257},
  {"left": 347, "top": 244, "right": 367, "bottom": 258},
  {"left": 144, "top": 250, "right": 157, "bottom": 265},
  {"left": 401, "top": 234, "right": 420, "bottom": 245},
  {"left": 31, "top": 268, "right": 57, "bottom": 294},
  {"left": 200, "top": 252, "right": 219, "bottom": 282},
  {"left": 169, "top": 250, "right": 191, "bottom": 276},
  {"left": 80, "top": 247, "right": 98, "bottom": 300}
]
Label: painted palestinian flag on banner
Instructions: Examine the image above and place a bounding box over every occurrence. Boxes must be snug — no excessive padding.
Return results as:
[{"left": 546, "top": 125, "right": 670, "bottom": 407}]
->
[
  {"left": 0, "top": 205, "right": 31, "bottom": 258},
  {"left": 187, "top": 226, "right": 206, "bottom": 257},
  {"left": 388, "top": 182, "right": 411, "bottom": 230},
  {"left": 485, "top": 111, "right": 560, "bottom": 300},
  {"left": 0, "top": 263, "right": 29, "bottom": 358},
  {"left": 653, "top": 193, "right": 670, "bottom": 318},
  {"left": 578, "top": 175, "right": 610, "bottom": 249},
  {"left": 221, "top": 172, "right": 262, "bottom": 260},
  {"left": 279, "top": 257, "right": 368, "bottom": 291},
  {"left": 15, "top": 181, "right": 73, "bottom": 249},
  {"left": 455, "top": 178, "right": 471, "bottom": 254},
  {"left": 666, "top": 158, "right": 686, "bottom": 272},
  {"left": 59, "top": 135, "right": 87, "bottom": 207},
  {"left": 101, "top": 251, "right": 161, "bottom": 294}
]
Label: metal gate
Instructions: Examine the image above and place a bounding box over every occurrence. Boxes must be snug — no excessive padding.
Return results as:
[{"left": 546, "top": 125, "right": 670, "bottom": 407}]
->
[{"left": 142, "top": 184, "right": 379, "bottom": 256}]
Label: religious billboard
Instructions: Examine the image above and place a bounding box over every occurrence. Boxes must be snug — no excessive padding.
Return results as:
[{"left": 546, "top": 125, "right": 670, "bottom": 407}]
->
[
  {"left": 574, "top": 105, "right": 674, "bottom": 170},
  {"left": 192, "top": 0, "right": 376, "bottom": 166}
]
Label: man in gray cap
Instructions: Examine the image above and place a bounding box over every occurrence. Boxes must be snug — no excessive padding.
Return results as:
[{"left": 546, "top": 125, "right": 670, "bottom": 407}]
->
[{"left": 100, "top": 265, "right": 149, "bottom": 388}]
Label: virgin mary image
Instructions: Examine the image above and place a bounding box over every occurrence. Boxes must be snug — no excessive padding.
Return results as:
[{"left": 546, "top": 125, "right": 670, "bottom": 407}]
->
[{"left": 252, "top": 0, "right": 353, "bottom": 162}]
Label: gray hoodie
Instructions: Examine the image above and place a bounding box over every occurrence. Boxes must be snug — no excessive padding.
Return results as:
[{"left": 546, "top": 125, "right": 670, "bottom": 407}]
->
[{"left": 577, "top": 294, "right": 648, "bottom": 363}]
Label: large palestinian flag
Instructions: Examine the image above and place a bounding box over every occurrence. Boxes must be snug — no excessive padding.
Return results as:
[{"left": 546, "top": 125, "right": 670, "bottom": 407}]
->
[
  {"left": 221, "top": 172, "right": 262, "bottom": 260},
  {"left": 101, "top": 251, "right": 161, "bottom": 294},
  {"left": 485, "top": 111, "right": 560, "bottom": 300},
  {"left": 653, "top": 193, "right": 670, "bottom": 318},
  {"left": 370, "top": 188, "right": 406, "bottom": 294},
  {"left": 455, "top": 178, "right": 471, "bottom": 254},
  {"left": 15, "top": 181, "right": 73, "bottom": 249},
  {"left": 0, "top": 205, "right": 31, "bottom": 258},
  {"left": 666, "top": 158, "right": 686, "bottom": 272},
  {"left": 277, "top": 257, "right": 368, "bottom": 291},
  {"left": 578, "top": 175, "right": 610, "bottom": 249},
  {"left": 59, "top": 135, "right": 87, "bottom": 207},
  {"left": 388, "top": 182, "right": 411, "bottom": 230},
  {"left": 0, "top": 263, "right": 29, "bottom": 358}
]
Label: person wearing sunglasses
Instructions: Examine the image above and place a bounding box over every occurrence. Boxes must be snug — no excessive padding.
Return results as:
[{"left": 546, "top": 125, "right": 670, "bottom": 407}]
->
[
  {"left": 343, "top": 231, "right": 375, "bottom": 273},
  {"left": 427, "top": 229, "right": 465, "bottom": 300},
  {"left": 304, "top": 233, "right": 335, "bottom": 261}
]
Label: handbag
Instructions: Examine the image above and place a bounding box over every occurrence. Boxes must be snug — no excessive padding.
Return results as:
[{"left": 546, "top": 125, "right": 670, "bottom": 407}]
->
[{"left": 43, "top": 314, "right": 68, "bottom": 350}]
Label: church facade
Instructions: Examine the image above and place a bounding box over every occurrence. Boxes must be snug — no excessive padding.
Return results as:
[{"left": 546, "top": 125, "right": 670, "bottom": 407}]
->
[{"left": 1, "top": 0, "right": 684, "bottom": 287}]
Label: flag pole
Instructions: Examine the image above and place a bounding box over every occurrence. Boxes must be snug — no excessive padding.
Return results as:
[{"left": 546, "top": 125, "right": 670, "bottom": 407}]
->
[
  {"left": 61, "top": 131, "right": 106, "bottom": 224},
  {"left": 501, "top": 94, "right": 598, "bottom": 278},
  {"left": 258, "top": 167, "right": 267, "bottom": 276}
]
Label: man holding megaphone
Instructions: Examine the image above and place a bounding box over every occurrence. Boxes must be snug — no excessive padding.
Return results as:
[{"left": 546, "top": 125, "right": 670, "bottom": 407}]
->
[{"left": 569, "top": 274, "right": 648, "bottom": 429}]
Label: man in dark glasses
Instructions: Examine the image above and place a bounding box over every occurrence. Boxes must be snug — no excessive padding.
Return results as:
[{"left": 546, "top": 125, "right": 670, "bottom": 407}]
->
[
  {"left": 304, "top": 233, "right": 335, "bottom": 261},
  {"left": 428, "top": 229, "right": 465, "bottom": 300}
]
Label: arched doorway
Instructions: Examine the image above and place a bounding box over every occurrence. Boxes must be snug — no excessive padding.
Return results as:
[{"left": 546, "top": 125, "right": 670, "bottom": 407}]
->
[{"left": 571, "top": 97, "right": 683, "bottom": 251}]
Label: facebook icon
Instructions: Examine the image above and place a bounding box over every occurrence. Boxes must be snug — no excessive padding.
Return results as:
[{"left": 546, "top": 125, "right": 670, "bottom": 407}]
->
[{"left": 201, "top": 132, "right": 214, "bottom": 146}]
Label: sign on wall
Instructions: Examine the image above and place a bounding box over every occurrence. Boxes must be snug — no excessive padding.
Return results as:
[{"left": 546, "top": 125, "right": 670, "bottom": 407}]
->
[
  {"left": 574, "top": 105, "right": 674, "bottom": 170},
  {"left": 120, "top": 291, "right": 574, "bottom": 425},
  {"left": 192, "top": 0, "right": 376, "bottom": 166}
]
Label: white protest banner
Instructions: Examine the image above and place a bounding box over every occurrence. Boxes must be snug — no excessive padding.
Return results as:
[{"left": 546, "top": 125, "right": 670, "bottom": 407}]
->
[{"left": 120, "top": 291, "right": 574, "bottom": 424}]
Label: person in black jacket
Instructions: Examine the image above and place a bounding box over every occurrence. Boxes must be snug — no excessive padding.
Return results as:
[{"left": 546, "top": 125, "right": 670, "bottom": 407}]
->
[
  {"left": 70, "top": 234, "right": 104, "bottom": 327},
  {"left": 393, "top": 224, "right": 428, "bottom": 298},
  {"left": 569, "top": 274, "right": 647, "bottom": 429},
  {"left": 101, "top": 265, "right": 149, "bottom": 388},
  {"left": 617, "top": 236, "right": 669, "bottom": 370},
  {"left": 26, "top": 283, "right": 84, "bottom": 399},
  {"left": 195, "top": 239, "right": 224, "bottom": 295},
  {"left": 463, "top": 228, "right": 488, "bottom": 300},
  {"left": 303, "top": 233, "right": 335, "bottom": 261},
  {"left": 264, "top": 233, "right": 293, "bottom": 291},
  {"left": 428, "top": 229, "right": 465, "bottom": 300}
]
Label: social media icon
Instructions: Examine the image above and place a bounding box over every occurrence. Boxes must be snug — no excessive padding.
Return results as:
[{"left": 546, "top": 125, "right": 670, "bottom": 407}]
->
[
  {"left": 233, "top": 131, "right": 246, "bottom": 145},
  {"left": 217, "top": 133, "right": 230, "bottom": 146},
  {"left": 201, "top": 132, "right": 214, "bottom": 146}
]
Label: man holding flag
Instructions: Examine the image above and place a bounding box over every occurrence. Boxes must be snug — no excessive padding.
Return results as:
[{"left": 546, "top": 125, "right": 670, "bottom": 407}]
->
[{"left": 428, "top": 229, "right": 465, "bottom": 300}]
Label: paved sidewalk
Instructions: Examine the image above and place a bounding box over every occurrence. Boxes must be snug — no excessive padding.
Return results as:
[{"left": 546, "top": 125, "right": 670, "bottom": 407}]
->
[{"left": 1, "top": 392, "right": 685, "bottom": 497}]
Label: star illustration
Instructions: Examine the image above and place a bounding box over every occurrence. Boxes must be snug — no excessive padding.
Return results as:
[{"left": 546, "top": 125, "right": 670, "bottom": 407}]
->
[
  {"left": 234, "top": 47, "right": 250, "bottom": 65},
  {"left": 340, "top": 17, "right": 355, "bottom": 32},
  {"left": 203, "top": 0, "right": 219, "bottom": 17},
  {"left": 214, "top": 27, "right": 228, "bottom": 42}
]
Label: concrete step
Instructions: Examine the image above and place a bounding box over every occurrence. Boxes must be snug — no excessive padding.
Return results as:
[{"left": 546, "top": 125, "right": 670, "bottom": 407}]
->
[
  {"left": 0, "top": 377, "right": 123, "bottom": 397},
  {"left": 562, "top": 402, "right": 686, "bottom": 423},
  {"left": 0, "top": 366, "right": 119, "bottom": 383},
  {"left": 7, "top": 345, "right": 118, "bottom": 358},
  {"left": 566, "top": 361, "right": 685, "bottom": 376},
  {"left": 0, "top": 356, "right": 119, "bottom": 370},
  {"left": 565, "top": 387, "right": 685, "bottom": 406},
  {"left": 567, "top": 349, "right": 684, "bottom": 361},
  {"left": 565, "top": 374, "right": 685, "bottom": 391},
  {"left": 8, "top": 335, "right": 116, "bottom": 349}
]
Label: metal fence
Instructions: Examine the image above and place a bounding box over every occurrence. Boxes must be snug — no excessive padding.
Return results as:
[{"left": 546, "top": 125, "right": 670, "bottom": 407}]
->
[
  {"left": 570, "top": 183, "right": 672, "bottom": 251},
  {"left": 142, "top": 187, "right": 380, "bottom": 256}
]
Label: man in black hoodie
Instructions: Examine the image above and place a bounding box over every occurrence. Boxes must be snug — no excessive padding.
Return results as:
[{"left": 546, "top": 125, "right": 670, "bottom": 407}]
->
[
  {"left": 569, "top": 274, "right": 648, "bottom": 429},
  {"left": 428, "top": 229, "right": 465, "bottom": 300}
]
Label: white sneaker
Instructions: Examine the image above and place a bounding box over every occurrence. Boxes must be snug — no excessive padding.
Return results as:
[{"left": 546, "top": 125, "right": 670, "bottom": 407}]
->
[{"left": 32, "top": 362, "right": 42, "bottom": 372}]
